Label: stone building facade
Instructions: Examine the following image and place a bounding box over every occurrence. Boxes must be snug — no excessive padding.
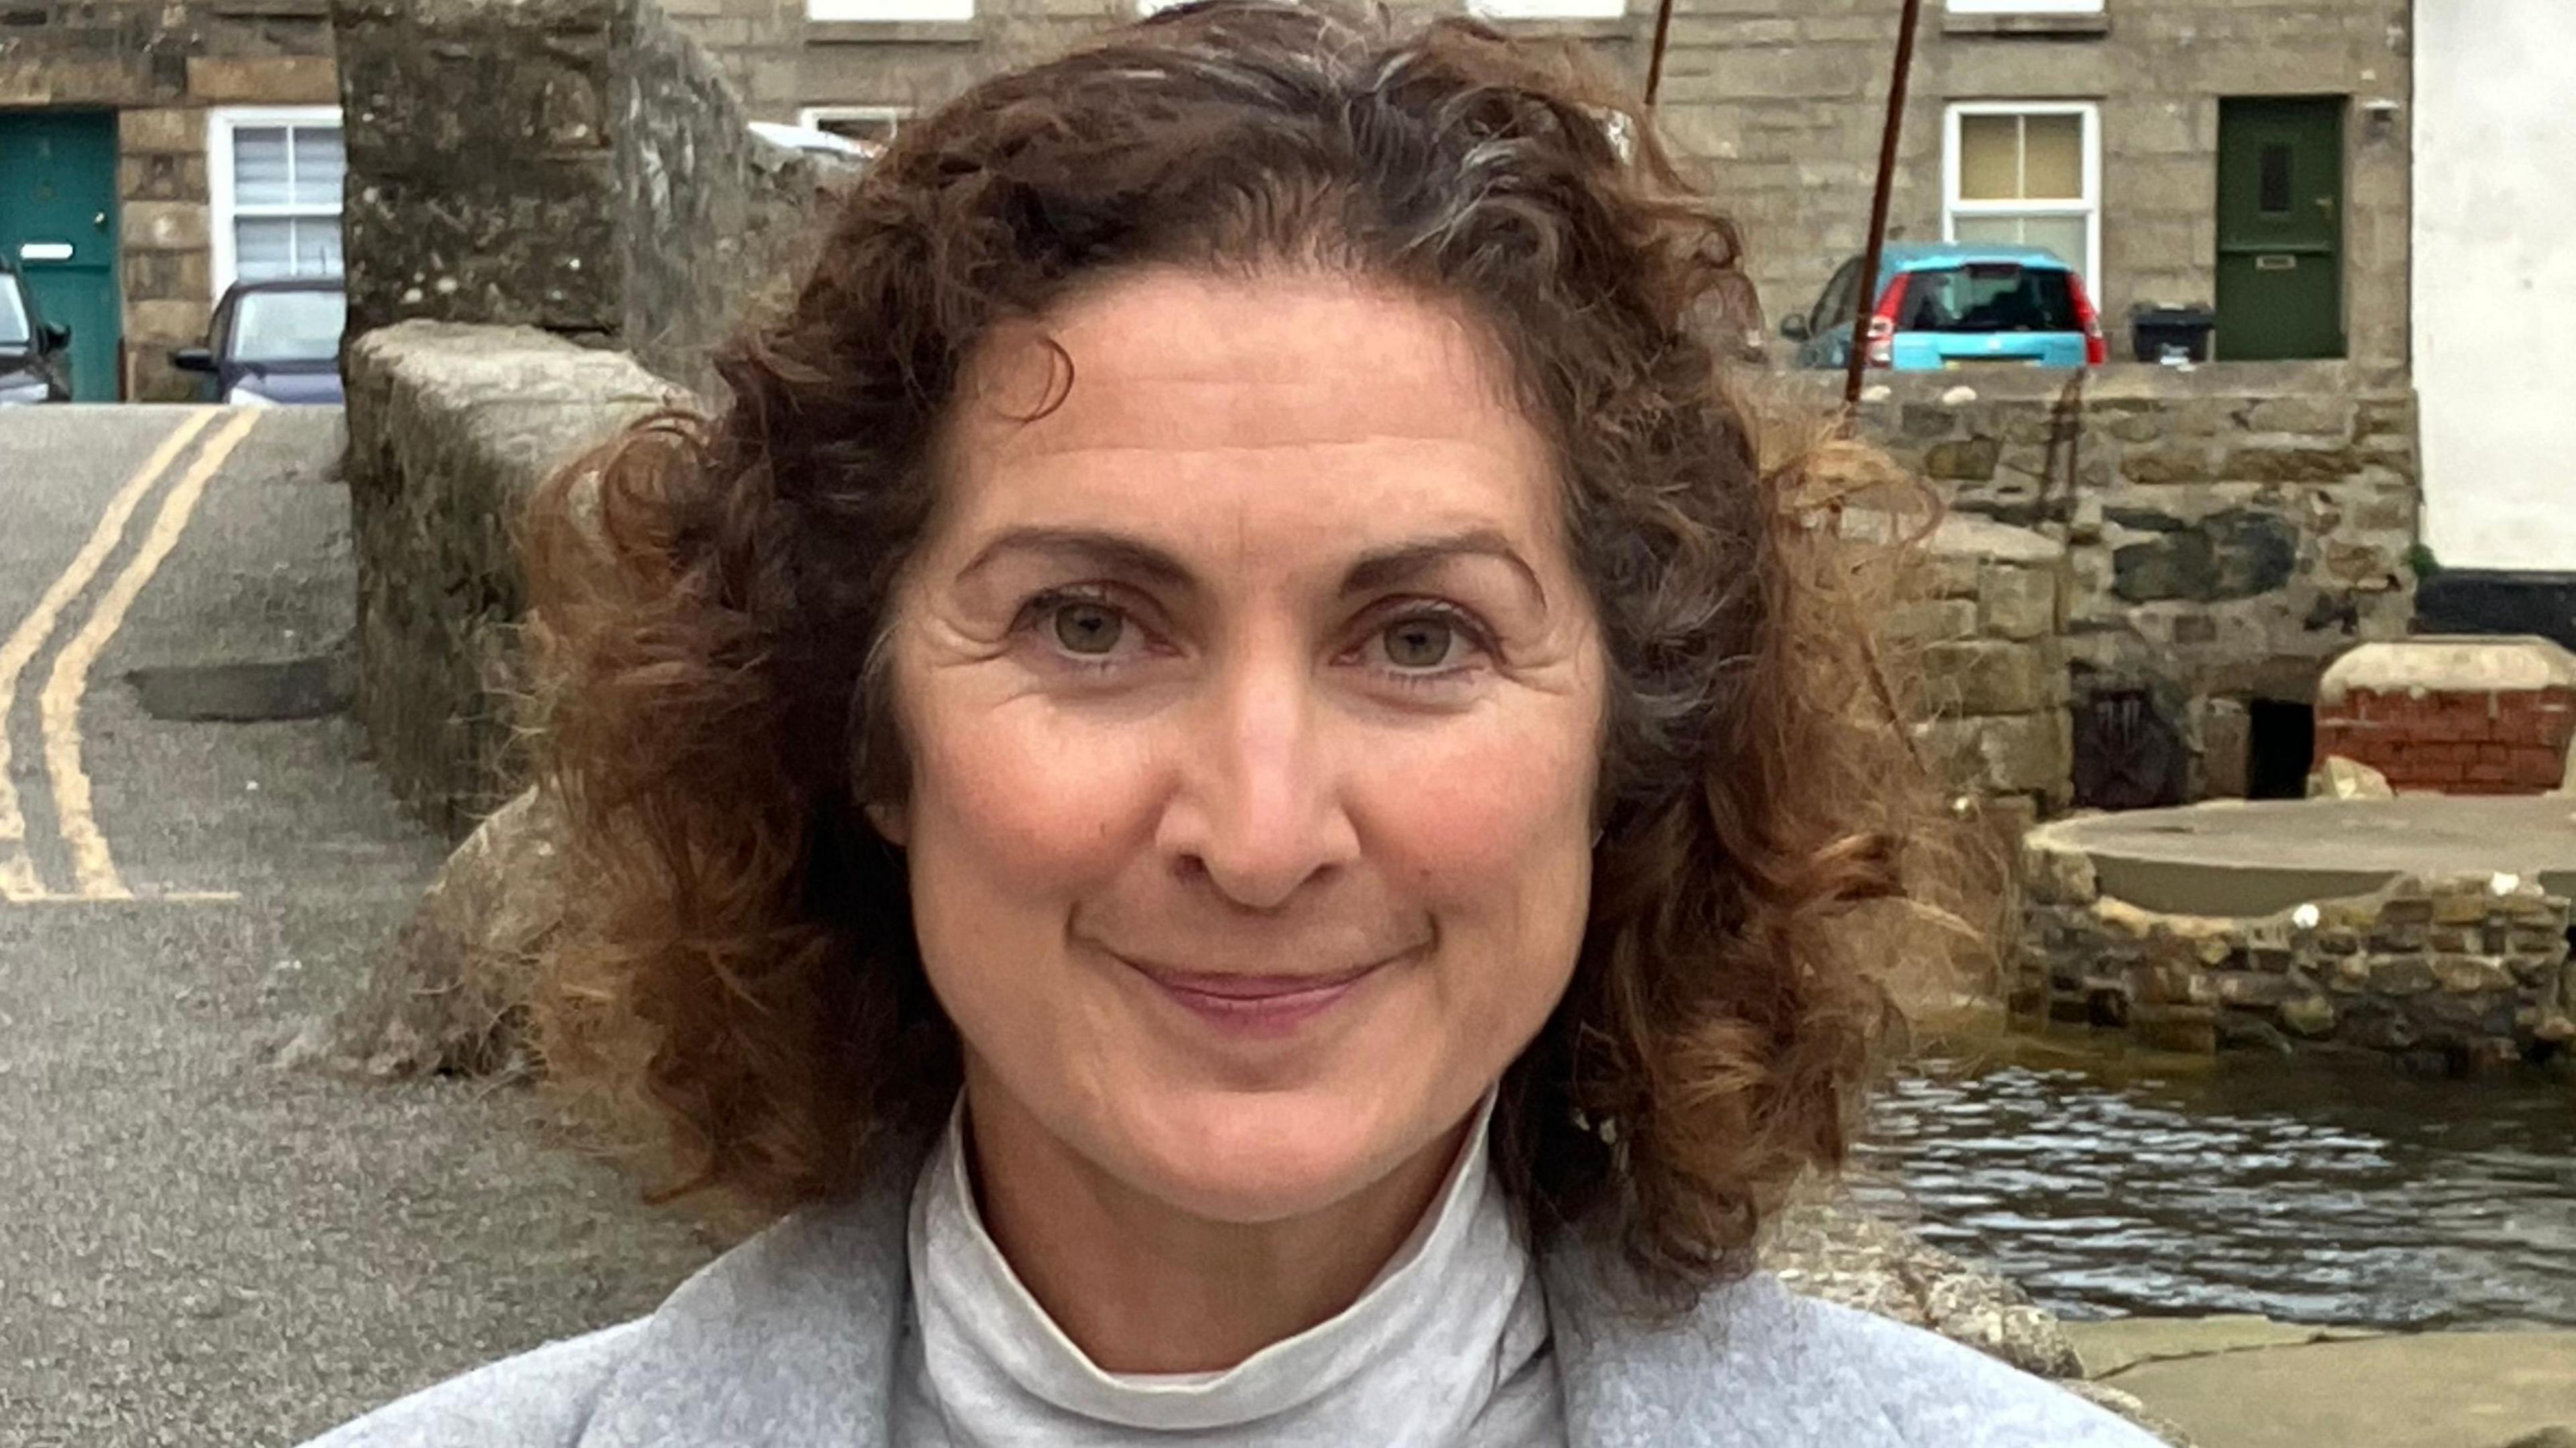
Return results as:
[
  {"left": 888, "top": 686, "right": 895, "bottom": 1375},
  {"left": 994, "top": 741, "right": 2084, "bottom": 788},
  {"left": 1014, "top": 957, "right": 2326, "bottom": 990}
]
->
[
  {"left": 0, "top": 0, "right": 341, "bottom": 401},
  {"left": 664, "top": 0, "right": 2412, "bottom": 370}
]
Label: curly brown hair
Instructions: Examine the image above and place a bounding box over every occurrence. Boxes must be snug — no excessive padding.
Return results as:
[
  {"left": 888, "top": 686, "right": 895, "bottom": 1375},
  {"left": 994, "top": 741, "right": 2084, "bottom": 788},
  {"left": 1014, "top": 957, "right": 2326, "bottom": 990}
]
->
[{"left": 527, "top": 0, "right": 1959, "bottom": 1309}]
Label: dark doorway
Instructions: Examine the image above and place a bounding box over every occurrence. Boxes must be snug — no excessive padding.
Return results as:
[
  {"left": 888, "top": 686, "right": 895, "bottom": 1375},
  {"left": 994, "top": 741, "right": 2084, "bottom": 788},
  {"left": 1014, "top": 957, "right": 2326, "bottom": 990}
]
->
[
  {"left": 2216, "top": 97, "right": 2347, "bottom": 361},
  {"left": 2246, "top": 699, "right": 2316, "bottom": 799}
]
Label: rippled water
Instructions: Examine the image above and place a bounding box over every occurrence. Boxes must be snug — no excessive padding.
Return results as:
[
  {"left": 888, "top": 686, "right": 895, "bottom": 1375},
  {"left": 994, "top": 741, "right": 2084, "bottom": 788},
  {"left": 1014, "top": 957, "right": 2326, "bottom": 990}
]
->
[{"left": 1848, "top": 1043, "right": 2576, "bottom": 1330}]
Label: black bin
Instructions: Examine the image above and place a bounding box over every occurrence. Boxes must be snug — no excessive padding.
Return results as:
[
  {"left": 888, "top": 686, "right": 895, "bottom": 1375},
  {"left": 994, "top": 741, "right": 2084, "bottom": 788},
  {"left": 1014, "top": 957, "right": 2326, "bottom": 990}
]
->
[{"left": 2130, "top": 305, "right": 2216, "bottom": 364}]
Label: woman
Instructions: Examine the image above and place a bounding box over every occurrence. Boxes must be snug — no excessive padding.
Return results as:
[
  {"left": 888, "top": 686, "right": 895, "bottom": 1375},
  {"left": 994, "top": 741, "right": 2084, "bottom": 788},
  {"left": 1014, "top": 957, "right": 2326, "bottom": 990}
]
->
[{"left": 308, "top": 2, "right": 2155, "bottom": 1443}]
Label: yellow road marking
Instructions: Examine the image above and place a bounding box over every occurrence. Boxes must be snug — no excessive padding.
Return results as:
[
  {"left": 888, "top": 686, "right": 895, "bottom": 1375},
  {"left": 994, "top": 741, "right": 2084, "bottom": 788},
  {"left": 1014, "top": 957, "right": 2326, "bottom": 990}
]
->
[
  {"left": 0, "top": 410, "right": 217, "bottom": 903},
  {"left": 40, "top": 408, "right": 262, "bottom": 900}
]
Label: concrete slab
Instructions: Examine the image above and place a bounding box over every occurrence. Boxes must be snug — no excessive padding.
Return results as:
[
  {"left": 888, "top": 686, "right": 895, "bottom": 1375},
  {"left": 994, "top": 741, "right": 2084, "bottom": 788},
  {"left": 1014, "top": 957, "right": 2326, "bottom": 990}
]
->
[
  {"left": 2032, "top": 797, "right": 2576, "bottom": 916},
  {"left": 2065, "top": 1315, "right": 2381, "bottom": 1380},
  {"left": 2103, "top": 1331, "right": 2576, "bottom": 1448}
]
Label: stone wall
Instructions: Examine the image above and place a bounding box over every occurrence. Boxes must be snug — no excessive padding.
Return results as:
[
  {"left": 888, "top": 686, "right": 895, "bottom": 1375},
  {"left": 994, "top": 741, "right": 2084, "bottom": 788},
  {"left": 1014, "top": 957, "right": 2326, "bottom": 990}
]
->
[
  {"left": 329, "top": 0, "right": 623, "bottom": 343},
  {"left": 1894, "top": 514, "right": 2074, "bottom": 819},
  {"left": 2, "top": 0, "right": 339, "bottom": 399},
  {"left": 2019, "top": 840, "right": 2575, "bottom": 1069},
  {"left": 343, "top": 320, "right": 684, "bottom": 837},
  {"left": 1835, "top": 363, "right": 2420, "bottom": 802},
  {"left": 613, "top": 0, "right": 839, "bottom": 393}
]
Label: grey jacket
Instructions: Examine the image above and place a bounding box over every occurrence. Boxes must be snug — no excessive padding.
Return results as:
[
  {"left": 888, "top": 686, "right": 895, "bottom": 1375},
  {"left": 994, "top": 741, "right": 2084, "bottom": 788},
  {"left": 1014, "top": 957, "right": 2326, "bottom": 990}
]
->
[{"left": 302, "top": 1152, "right": 2159, "bottom": 1448}]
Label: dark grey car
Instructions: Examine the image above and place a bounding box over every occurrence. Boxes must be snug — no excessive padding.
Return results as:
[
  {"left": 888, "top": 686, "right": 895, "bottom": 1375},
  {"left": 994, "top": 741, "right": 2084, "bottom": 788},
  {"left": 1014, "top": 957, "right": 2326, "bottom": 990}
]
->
[
  {"left": 0, "top": 264, "right": 75, "bottom": 405},
  {"left": 172, "top": 276, "right": 347, "bottom": 406}
]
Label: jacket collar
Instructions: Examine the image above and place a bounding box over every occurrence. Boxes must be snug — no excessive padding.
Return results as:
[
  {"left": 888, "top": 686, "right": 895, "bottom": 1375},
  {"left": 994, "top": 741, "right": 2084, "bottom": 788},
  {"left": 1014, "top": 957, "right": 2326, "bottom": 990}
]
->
[{"left": 573, "top": 1131, "right": 1784, "bottom": 1448}]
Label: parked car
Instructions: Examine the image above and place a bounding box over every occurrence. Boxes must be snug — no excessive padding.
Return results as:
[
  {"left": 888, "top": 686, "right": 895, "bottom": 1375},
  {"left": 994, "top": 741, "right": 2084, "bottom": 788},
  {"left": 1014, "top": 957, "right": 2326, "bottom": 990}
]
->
[
  {"left": 0, "top": 262, "right": 74, "bottom": 405},
  {"left": 172, "top": 275, "right": 346, "bottom": 406},
  {"left": 748, "top": 120, "right": 872, "bottom": 166},
  {"left": 1778, "top": 243, "right": 2106, "bottom": 372}
]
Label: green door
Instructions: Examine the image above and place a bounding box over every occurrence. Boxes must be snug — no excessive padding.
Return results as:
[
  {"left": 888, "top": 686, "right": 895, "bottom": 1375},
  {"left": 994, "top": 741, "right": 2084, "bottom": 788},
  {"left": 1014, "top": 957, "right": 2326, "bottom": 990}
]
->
[
  {"left": 2215, "top": 99, "right": 2345, "bottom": 361},
  {"left": 0, "top": 111, "right": 122, "bottom": 400}
]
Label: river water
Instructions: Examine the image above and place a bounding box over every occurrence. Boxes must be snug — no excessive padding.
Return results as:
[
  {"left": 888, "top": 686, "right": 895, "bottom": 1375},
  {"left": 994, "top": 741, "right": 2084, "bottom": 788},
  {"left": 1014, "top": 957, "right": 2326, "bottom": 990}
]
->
[{"left": 1849, "top": 1039, "right": 2576, "bottom": 1331}]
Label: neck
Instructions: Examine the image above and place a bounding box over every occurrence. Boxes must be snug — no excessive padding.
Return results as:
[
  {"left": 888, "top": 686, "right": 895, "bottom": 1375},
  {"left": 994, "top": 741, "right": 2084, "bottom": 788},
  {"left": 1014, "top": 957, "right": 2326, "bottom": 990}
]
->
[{"left": 958, "top": 1066, "right": 1477, "bottom": 1375}]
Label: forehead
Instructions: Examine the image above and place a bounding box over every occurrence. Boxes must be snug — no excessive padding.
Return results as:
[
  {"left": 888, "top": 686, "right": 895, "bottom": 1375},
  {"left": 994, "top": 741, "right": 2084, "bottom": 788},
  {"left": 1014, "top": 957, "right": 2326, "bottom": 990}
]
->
[{"left": 934, "top": 268, "right": 1563, "bottom": 550}]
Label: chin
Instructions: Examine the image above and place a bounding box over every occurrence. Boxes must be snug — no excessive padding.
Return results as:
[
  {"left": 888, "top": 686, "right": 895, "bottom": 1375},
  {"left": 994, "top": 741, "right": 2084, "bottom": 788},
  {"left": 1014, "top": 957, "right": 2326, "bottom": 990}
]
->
[{"left": 1116, "top": 1089, "right": 1414, "bottom": 1225}]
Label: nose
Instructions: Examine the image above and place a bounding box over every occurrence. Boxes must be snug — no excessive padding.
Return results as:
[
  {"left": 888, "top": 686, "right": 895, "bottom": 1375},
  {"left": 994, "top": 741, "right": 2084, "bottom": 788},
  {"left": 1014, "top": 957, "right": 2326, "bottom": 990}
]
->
[{"left": 1154, "top": 638, "right": 1359, "bottom": 911}]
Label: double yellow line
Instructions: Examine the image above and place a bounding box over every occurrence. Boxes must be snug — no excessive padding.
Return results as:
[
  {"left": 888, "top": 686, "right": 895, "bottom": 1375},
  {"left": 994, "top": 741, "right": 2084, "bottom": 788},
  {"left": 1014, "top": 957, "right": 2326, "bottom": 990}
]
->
[{"left": 0, "top": 408, "right": 262, "bottom": 903}]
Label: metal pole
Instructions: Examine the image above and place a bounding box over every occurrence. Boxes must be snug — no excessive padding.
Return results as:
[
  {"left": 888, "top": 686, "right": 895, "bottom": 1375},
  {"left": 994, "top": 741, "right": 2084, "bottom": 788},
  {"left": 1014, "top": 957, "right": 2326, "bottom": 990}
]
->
[
  {"left": 1842, "top": 0, "right": 1925, "bottom": 412},
  {"left": 1644, "top": 0, "right": 1676, "bottom": 109}
]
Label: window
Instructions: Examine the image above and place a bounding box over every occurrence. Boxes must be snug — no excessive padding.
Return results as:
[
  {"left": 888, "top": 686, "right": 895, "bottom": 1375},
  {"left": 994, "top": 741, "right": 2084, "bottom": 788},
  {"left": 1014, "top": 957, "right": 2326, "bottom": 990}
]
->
[
  {"left": 807, "top": 0, "right": 971, "bottom": 21},
  {"left": 1943, "top": 103, "right": 2100, "bottom": 287},
  {"left": 1946, "top": 0, "right": 2102, "bottom": 13},
  {"left": 1810, "top": 258, "right": 1864, "bottom": 335},
  {"left": 798, "top": 106, "right": 909, "bottom": 162},
  {"left": 1466, "top": 0, "right": 1626, "bottom": 19},
  {"left": 208, "top": 107, "right": 345, "bottom": 296}
]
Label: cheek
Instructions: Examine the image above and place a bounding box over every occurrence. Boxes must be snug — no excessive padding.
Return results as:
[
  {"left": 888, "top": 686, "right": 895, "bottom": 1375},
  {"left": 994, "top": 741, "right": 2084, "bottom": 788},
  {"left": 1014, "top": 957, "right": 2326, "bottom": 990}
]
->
[
  {"left": 1363, "top": 708, "right": 1598, "bottom": 932},
  {"left": 904, "top": 695, "right": 1155, "bottom": 903}
]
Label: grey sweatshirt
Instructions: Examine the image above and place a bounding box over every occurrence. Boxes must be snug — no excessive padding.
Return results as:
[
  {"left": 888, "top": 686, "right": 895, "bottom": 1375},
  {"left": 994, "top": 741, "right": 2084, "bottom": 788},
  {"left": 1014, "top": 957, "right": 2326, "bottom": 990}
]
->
[{"left": 297, "top": 1136, "right": 2162, "bottom": 1448}]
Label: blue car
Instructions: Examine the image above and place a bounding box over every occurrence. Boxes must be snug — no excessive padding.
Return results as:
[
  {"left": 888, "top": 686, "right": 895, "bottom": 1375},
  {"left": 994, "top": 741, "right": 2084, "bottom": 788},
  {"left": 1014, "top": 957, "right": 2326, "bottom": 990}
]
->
[
  {"left": 172, "top": 275, "right": 346, "bottom": 406},
  {"left": 1777, "top": 243, "right": 2106, "bottom": 372}
]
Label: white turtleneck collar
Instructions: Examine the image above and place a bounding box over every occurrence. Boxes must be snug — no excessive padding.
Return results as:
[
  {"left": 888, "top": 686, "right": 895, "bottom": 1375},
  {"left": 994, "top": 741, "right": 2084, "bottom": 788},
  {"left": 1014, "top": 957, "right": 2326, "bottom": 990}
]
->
[{"left": 892, "top": 1089, "right": 1563, "bottom": 1447}]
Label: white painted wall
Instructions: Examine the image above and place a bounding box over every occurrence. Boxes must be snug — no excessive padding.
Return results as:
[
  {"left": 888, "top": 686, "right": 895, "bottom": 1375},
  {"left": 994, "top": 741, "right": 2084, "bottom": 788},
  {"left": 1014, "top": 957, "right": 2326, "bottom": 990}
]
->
[{"left": 2414, "top": 2, "right": 2576, "bottom": 572}]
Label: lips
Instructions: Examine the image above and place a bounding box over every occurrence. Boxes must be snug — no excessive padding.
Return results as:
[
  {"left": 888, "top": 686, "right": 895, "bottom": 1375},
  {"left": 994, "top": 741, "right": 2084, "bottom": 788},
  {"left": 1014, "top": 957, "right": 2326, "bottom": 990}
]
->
[{"left": 1110, "top": 948, "right": 1404, "bottom": 1038}]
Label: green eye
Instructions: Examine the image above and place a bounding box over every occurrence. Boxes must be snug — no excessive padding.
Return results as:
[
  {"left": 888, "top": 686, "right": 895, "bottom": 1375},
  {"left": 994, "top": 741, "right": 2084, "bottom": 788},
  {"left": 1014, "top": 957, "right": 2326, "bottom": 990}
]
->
[
  {"left": 1383, "top": 617, "right": 1454, "bottom": 669},
  {"left": 1053, "top": 601, "right": 1124, "bottom": 655}
]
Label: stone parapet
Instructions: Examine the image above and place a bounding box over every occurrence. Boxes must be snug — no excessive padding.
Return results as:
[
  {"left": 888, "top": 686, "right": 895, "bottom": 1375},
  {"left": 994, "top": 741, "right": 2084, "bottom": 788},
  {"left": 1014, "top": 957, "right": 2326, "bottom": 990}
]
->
[
  {"left": 1894, "top": 514, "right": 2075, "bottom": 816},
  {"left": 343, "top": 321, "right": 686, "bottom": 837},
  {"left": 2018, "top": 824, "right": 2575, "bottom": 1068}
]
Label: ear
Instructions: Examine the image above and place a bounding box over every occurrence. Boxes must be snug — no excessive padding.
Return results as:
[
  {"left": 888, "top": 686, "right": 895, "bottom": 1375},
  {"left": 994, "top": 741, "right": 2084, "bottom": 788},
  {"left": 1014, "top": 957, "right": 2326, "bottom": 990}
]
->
[{"left": 863, "top": 799, "right": 910, "bottom": 848}]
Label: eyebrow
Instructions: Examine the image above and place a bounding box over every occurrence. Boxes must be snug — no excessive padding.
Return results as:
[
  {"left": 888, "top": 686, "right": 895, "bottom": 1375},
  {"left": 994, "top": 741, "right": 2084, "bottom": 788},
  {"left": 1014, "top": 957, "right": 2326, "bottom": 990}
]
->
[{"left": 955, "top": 524, "right": 1550, "bottom": 611}]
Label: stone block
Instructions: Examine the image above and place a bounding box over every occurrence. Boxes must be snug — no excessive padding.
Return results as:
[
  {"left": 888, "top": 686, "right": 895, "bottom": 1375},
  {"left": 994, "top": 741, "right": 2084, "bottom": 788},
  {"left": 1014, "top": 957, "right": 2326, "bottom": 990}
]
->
[
  {"left": 121, "top": 107, "right": 205, "bottom": 155},
  {"left": 127, "top": 298, "right": 211, "bottom": 345},
  {"left": 124, "top": 200, "right": 209, "bottom": 252},
  {"left": 2432, "top": 955, "right": 2515, "bottom": 993},
  {"left": 1923, "top": 641, "right": 2055, "bottom": 716},
  {"left": 2278, "top": 994, "right": 2337, "bottom": 1038},
  {"left": 1977, "top": 564, "right": 2059, "bottom": 641},
  {"left": 118, "top": 152, "right": 209, "bottom": 205},
  {"left": 2221, "top": 445, "right": 2359, "bottom": 484},
  {"left": 2368, "top": 956, "right": 2435, "bottom": 995},
  {"left": 2245, "top": 396, "right": 2356, "bottom": 439},
  {"left": 2021, "top": 840, "right": 2097, "bottom": 907},
  {"left": 2120, "top": 445, "right": 2218, "bottom": 484},
  {"left": 1923, "top": 437, "right": 2002, "bottom": 483},
  {"left": 186, "top": 55, "right": 339, "bottom": 105},
  {"left": 2131, "top": 1004, "right": 2218, "bottom": 1054},
  {"left": 1913, "top": 712, "right": 2070, "bottom": 799},
  {"left": 1883, "top": 598, "right": 1978, "bottom": 647}
]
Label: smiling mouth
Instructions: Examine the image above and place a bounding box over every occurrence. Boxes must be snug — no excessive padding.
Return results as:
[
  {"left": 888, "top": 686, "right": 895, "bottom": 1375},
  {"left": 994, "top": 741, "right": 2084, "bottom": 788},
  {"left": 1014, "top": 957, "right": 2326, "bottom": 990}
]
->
[{"left": 1108, "top": 948, "right": 1408, "bottom": 1038}]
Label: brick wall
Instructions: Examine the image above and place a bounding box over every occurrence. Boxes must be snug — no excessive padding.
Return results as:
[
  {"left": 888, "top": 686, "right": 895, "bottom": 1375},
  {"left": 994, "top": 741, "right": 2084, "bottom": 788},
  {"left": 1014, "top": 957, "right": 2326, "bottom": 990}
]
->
[{"left": 2317, "top": 688, "right": 2576, "bottom": 794}]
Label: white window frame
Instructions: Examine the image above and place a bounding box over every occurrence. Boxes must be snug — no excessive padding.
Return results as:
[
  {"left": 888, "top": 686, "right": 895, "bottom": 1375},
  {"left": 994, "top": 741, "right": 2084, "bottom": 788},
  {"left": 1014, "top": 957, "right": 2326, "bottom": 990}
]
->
[
  {"left": 1946, "top": 0, "right": 2102, "bottom": 13},
  {"left": 807, "top": 0, "right": 972, "bottom": 21},
  {"left": 1941, "top": 101, "right": 2102, "bottom": 288},
  {"left": 1467, "top": 0, "right": 1627, "bottom": 19},
  {"left": 207, "top": 104, "right": 345, "bottom": 299}
]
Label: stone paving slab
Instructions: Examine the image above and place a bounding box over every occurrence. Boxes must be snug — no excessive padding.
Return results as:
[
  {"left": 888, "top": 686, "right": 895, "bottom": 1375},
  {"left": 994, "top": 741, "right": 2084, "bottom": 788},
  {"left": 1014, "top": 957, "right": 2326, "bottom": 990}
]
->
[
  {"left": 2103, "top": 1331, "right": 2576, "bottom": 1448},
  {"left": 2065, "top": 1315, "right": 2381, "bottom": 1380}
]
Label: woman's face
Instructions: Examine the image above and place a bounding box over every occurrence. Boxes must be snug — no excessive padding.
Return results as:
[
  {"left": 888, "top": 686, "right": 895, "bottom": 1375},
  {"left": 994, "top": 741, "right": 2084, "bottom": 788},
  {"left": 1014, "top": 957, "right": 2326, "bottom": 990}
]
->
[{"left": 881, "top": 268, "right": 1607, "bottom": 1225}]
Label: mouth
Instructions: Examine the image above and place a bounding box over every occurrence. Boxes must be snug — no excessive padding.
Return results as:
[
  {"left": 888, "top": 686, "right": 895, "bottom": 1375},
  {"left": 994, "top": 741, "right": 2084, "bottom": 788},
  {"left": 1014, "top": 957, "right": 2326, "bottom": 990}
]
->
[{"left": 1112, "top": 950, "right": 1406, "bottom": 1039}]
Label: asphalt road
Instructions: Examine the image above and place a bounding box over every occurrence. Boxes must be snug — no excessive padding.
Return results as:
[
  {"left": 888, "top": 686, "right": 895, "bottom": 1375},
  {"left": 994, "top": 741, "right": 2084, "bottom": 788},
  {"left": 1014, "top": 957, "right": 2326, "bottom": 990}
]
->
[{"left": 0, "top": 406, "right": 720, "bottom": 1447}]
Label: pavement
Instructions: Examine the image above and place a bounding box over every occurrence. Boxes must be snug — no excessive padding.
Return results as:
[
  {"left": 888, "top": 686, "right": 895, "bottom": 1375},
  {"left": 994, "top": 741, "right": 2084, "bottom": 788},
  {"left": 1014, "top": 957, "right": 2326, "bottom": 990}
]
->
[
  {"left": 2032, "top": 796, "right": 2576, "bottom": 916},
  {"left": 2068, "top": 1316, "right": 2576, "bottom": 1448},
  {"left": 0, "top": 406, "right": 719, "bottom": 1448}
]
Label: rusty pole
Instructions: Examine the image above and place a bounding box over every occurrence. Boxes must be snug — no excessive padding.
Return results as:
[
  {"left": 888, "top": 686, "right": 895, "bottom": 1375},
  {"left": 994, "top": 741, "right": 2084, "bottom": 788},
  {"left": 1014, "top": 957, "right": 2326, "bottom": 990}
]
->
[
  {"left": 1842, "top": 0, "right": 1926, "bottom": 412},
  {"left": 1644, "top": 0, "right": 1677, "bottom": 109}
]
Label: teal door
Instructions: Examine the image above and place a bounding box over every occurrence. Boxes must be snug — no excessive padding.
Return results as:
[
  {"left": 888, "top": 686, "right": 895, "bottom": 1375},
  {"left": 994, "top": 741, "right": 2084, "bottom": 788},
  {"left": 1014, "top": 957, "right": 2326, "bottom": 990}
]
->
[
  {"left": 2215, "top": 99, "right": 2346, "bottom": 361},
  {"left": 0, "top": 112, "right": 122, "bottom": 400}
]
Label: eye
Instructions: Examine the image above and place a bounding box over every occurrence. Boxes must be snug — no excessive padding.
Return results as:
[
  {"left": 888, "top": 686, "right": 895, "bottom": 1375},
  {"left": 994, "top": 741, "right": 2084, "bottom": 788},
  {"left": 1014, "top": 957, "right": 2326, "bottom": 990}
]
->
[
  {"left": 1381, "top": 616, "right": 1460, "bottom": 670},
  {"left": 1051, "top": 598, "right": 1124, "bottom": 656}
]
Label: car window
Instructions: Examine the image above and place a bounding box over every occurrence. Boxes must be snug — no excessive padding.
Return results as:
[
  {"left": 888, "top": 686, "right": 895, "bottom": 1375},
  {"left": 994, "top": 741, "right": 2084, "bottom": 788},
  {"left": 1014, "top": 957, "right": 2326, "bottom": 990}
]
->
[
  {"left": 0, "top": 275, "right": 29, "bottom": 348},
  {"left": 1894, "top": 264, "right": 2079, "bottom": 333},
  {"left": 1812, "top": 260, "right": 1861, "bottom": 333},
  {"left": 229, "top": 288, "right": 347, "bottom": 365}
]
